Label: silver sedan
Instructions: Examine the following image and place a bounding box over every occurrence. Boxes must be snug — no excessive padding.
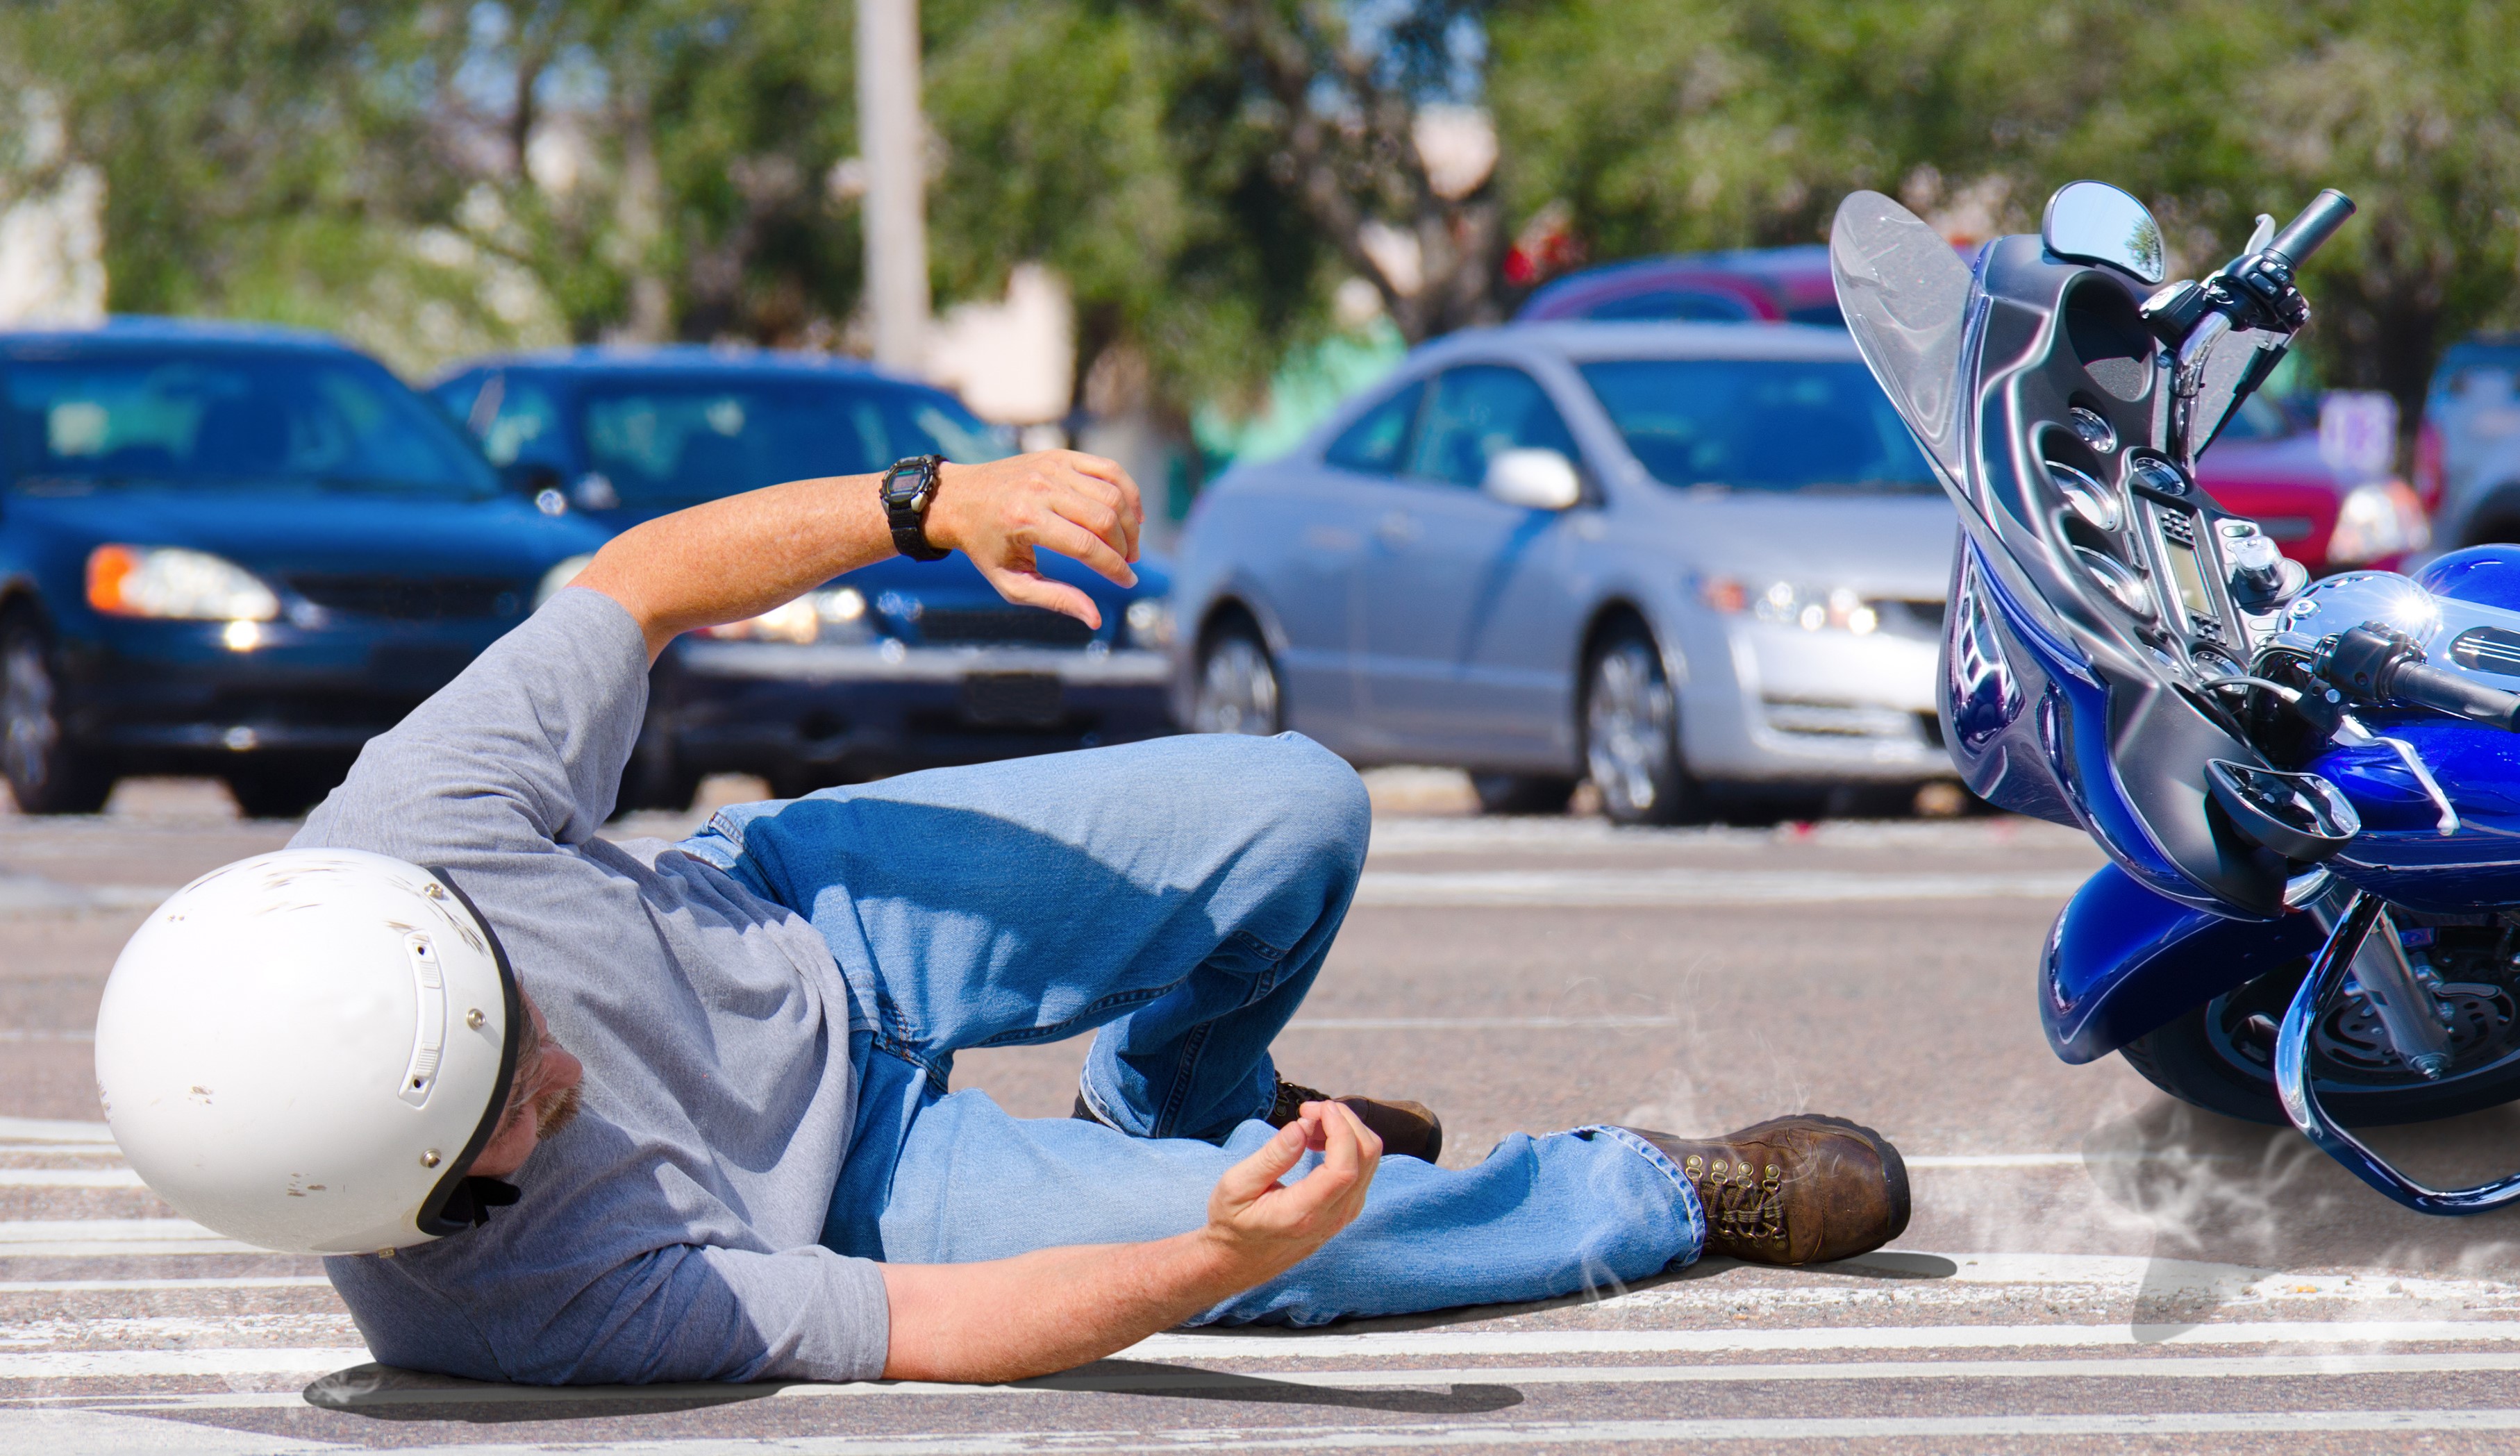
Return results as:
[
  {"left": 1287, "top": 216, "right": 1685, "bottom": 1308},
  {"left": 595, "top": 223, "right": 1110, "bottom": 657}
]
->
[{"left": 1167, "top": 321, "right": 1959, "bottom": 823}]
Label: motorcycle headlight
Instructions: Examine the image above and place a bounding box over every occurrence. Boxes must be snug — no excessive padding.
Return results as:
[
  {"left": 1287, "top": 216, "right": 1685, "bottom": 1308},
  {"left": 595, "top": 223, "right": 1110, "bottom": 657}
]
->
[
  {"left": 86, "top": 546, "right": 278, "bottom": 621},
  {"left": 2328, "top": 480, "right": 2430, "bottom": 566},
  {"left": 1124, "top": 596, "right": 1176, "bottom": 650},
  {"left": 535, "top": 553, "right": 596, "bottom": 609},
  {"left": 1699, "top": 576, "right": 1881, "bottom": 636}
]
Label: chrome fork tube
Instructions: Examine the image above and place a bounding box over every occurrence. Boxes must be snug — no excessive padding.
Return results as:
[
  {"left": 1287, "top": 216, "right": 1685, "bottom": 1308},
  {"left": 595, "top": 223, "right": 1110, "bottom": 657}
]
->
[{"left": 2307, "top": 887, "right": 2453, "bottom": 1079}]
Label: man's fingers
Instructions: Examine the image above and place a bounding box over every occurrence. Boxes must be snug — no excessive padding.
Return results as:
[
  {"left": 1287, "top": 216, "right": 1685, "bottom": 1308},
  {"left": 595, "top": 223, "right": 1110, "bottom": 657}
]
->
[
  {"left": 1054, "top": 454, "right": 1144, "bottom": 560},
  {"left": 976, "top": 562, "right": 1101, "bottom": 628},
  {"left": 1213, "top": 1120, "right": 1310, "bottom": 1212},
  {"left": 1024, "top": 513, "right": 1138, "bottom": 590}
]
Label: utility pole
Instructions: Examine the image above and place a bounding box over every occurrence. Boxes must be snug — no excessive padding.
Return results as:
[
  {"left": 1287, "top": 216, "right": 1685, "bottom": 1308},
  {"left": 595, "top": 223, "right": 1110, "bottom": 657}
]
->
[{"left": 856, "top": 0, "right": 929, "bottom": 374}]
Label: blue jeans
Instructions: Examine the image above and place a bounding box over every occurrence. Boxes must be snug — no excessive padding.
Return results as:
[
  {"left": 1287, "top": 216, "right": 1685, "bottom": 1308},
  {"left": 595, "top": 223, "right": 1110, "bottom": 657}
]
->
[{"left": 680, "top": 732, "right": 1703, "bottom": 1326}]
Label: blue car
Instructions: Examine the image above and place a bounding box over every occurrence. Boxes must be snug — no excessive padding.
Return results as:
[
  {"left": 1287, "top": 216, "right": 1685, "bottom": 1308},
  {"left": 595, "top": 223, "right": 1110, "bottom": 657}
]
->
[
  {"left": 429, "top": 348, "right": 1176, "bottom": 805},
  {"left": 0, "top": 318, "right": 609, "bottom": 816}
]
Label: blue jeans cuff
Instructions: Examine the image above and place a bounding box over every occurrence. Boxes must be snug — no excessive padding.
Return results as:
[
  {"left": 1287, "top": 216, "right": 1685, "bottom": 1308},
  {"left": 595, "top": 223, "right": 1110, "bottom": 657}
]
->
[{"left": 1583, "top": 1123, "right": 1705, "bottom": 1264}]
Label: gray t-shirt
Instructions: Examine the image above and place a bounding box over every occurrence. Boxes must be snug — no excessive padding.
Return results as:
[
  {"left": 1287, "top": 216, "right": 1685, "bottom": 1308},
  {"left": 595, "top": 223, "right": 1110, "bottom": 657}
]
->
[{"left": 301, "top": 587, "right": 888, "bottom": 1384}]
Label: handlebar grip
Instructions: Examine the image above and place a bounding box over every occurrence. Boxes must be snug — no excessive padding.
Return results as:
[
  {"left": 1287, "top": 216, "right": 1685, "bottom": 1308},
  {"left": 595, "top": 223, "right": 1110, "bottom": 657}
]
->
[
  {"left": 2389, "top": 659, "right": 2520, "bottom": 731},
  {"left": 2265, "top": 190, "right": 2356, "bottom": 267}
]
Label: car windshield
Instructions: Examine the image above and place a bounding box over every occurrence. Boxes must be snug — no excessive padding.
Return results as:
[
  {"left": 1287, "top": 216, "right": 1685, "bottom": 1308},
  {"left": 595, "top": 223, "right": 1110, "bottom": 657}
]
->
[
  {"left": 579, "top": 379, "right": 1012, "bottom": 509},
  {"left": 3, "top": 351, "right": 497, "bottom": 497},
  {"left": 1577, "top": 358, "right": 1937, "bottom": 494}
]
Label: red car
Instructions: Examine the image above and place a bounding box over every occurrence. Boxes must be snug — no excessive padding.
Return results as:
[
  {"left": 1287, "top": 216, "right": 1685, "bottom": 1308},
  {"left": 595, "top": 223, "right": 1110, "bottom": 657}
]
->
[
  {"left": 2194, "top": 394, "right": 2430, "bottom": 578},
  {"left": 1514, "top": 245, "right": 1845, "bottom": 327}
]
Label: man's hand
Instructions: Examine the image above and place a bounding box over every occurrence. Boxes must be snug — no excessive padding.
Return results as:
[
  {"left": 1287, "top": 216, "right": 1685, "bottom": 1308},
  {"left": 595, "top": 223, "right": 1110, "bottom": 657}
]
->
[
  {"left": 1197, "top": 1099, "right": 1382, "bottom": 1283},
  {"left": 876, "top": 1102, "right": 1383, "bottom": 1384},
  {"left": 924, "top": 452, "right": 1144, "bottom": 629},
  {"left": 573, "top": 449, "right": 1146, "bottom": 661}
]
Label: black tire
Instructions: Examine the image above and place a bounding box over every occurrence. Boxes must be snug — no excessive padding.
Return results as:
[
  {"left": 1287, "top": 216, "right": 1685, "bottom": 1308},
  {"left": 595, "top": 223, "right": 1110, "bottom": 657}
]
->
[
  {"left": 1471, "top": 773, "right": 1578, "bottom": 816},
  {"left": 224, "top": 762, "right": 339, "bottom": 821},
  {"left": 1192, "top": 619, "right": 1283, "bottom": 736},
  {"left": 1581, "top": 625, "right": 1705, "bottom": 826},
  {"left": 2122, "top": 957, "right": 2520, "bottom": 1127},
  {"left": 1, "top": 610, "right": 110, "bottom": 814}
]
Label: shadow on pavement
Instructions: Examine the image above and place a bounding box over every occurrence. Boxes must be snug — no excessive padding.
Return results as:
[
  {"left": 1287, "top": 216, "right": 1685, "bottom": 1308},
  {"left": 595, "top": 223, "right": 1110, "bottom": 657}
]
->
[{"left": 305, "top": 1359, "right": 1524, "bottom": 1423}]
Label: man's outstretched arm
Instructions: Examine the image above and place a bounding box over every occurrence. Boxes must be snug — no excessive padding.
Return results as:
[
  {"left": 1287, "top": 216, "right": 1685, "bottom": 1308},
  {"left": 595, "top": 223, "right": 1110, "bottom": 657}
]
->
[
  {"left": 572, "top": 451, "right": 1144, "bottom": 662},
  {"left": 877, "top": 1101, "right": 1383, "bottom": 1384}
]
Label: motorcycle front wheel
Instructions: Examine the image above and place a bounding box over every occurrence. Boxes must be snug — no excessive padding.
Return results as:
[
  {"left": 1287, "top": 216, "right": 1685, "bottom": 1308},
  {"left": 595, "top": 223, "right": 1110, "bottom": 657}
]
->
[{"left": 2121, "top": 953, "right": 2520, "bottom": 1126}]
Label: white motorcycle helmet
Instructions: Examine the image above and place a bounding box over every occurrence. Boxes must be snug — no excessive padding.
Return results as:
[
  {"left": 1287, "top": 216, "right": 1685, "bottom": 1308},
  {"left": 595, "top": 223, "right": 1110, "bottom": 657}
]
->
[{"left": 95, "top": 848, "right": 524, "bottom": 1255}]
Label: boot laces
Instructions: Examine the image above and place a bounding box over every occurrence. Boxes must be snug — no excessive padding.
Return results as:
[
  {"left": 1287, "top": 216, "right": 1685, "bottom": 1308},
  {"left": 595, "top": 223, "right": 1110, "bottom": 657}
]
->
[{"left": 1680, "top": 1150, "right": 1786, "bottom": 1248}]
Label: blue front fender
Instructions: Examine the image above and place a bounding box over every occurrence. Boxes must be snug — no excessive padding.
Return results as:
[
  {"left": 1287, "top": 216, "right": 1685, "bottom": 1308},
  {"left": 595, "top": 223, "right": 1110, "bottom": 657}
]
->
[{"left": 2043, "top": 863, "right": 2328, "bottom": 1064}]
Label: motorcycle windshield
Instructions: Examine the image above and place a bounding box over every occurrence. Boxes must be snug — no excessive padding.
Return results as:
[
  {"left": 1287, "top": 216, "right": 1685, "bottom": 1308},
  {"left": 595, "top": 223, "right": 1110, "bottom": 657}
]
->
[{"left": 1829, "top": 190, "right": 1976, "bottom": 491}]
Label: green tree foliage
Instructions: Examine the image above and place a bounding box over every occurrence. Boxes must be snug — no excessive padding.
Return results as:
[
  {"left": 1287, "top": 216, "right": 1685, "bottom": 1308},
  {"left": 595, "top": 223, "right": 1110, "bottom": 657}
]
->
[{"left": 1489, "top": 0, "right": 2520, "bottom": 435}]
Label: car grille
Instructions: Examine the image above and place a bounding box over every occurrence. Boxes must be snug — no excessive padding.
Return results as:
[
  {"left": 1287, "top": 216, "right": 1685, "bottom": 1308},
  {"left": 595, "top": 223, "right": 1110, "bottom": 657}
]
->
[
  {"left": 912, "top": 607, "right": 1097, "bottom": 648},
  {"left": 289, "top": 574, "right": 526, "bottom": 621}
]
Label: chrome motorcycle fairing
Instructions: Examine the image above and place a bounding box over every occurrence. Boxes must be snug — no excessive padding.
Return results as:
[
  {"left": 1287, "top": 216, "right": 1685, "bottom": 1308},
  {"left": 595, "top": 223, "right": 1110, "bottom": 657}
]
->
[
  {"left": 1835, "top": 194, "right": 2290, "bottom": 919},
  {"left": 2042, "top": 860, "right": 2326, "bottom": 1064},
  {"left": 1844, "top": 182, "right": 2520, "bottom": 1214}
]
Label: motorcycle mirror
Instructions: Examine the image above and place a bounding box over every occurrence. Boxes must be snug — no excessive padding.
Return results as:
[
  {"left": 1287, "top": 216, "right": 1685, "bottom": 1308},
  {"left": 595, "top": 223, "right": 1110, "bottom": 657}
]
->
[
  {"left": 1829, "top": 190, "right": 1976, "bottom": 493},
  {"left": 2042, "top": 181, "right": 2167, "bottom": 285}
]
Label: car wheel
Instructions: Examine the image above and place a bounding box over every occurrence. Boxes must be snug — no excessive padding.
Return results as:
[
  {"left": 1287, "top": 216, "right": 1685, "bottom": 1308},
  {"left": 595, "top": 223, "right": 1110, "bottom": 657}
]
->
[
  {"left": 224, "top": 762, "right": 340, "bottom": 821},
  {"left": 1583, "top": 626, "right": 1704, "bottom": 827},
  {"left": 1, "top": 610, "right": 110, "bottom": 815},
  {"left": 1193, "top": 622, "right": 1283, "bottom": 736},
  {"left": 1471, "top": 773, "right": 1577, "bottom": 815}
]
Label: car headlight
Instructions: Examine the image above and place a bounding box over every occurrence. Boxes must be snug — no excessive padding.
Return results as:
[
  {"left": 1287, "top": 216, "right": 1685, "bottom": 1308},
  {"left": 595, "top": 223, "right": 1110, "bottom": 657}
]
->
[
  {"left": 1699, "top": 576, "right": 1881, "bottom": 635},
  {"left": 2328, "top": 480, "right": 2431, "bottom": 566},
  {"left": 700, "top": 587, "right": 868, "bottom": 645},
  {"left": 1124, "top": 596, "right": 1176, "bottom": 649},
  {"left": 86, "top": 546, "right": 278, "bottom": 621},
  {"left": 535, "top": 553, "right": 596, "bottom": 609}
]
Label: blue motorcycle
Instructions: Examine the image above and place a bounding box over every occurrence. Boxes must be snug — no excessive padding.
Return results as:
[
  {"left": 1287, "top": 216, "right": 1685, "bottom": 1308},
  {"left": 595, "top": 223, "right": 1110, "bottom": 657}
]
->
[{"left": 1833, "top": 181, "right": 2520, "bottom": 1214}]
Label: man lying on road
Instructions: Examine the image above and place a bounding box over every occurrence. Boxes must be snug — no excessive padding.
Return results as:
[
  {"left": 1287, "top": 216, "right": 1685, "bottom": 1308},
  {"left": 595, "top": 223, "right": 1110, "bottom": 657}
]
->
[{"left": 96, "top": 449, "right": 1910, "bottom": 1385}]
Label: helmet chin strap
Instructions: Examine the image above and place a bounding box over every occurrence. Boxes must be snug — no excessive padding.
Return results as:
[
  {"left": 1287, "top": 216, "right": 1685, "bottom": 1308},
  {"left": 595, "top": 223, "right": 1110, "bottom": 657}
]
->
[
  {"left": 435, "top": 1177, "right": 522, "bottom": 1228},
  {"left": 416, "top": 867, "right": 529, "bottom": 1237}
]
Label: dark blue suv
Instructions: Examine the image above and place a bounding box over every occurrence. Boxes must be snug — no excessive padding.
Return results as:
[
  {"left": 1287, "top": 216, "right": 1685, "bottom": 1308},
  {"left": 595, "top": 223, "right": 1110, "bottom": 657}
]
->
[
  {"left": 0, "top": 319, "right": 608, "bottom": 815},
  {"left": 430, "top": 348, "right": 1174, "bottom": 805}
]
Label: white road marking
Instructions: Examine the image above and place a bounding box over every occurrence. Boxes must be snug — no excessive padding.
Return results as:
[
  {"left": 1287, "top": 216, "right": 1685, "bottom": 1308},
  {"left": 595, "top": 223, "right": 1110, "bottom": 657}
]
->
[
  {"left": 1130, "top": 1318, "right": 2520, "bottom": 1360},
  {"left": 0, "top": 1117, "right": 113, "bottom": 1144},
  {"left": 17, "top": 1319, "right": 2520, "bottom": 1381},
  {"left": 0, "top": 1030, "right": 90, "bottom": 1044},
  {"left": 0, "top": 877, "right": 169, "bottom": 916},
  {"left": 0, "top": 1219, "right": 253, "bottom": 1257},
  {"left": 13, "top": 1407, "right": 2520, "bottom": 1454},
  {"left": 0, "top": 1275, "right": 328, "bottom": 1294},
  {"left": 0, "top": 1407, "right": 331, "bottom": 1453},
  {"left": 1353, "top": 869, "right": 2088, "bottom": 907},
  {"left": 0, "top": 1169, "right": 144, "bottom": 1189},
  {"left": 1287, "top": 1016, "right": 1682, "bottom": 1030},
  {"left": 47, "top": 1350, "right": 2520, "bottom": 1415},
  {"left": 1365, "top": 816, "right": 2094, "bottom": 857}
]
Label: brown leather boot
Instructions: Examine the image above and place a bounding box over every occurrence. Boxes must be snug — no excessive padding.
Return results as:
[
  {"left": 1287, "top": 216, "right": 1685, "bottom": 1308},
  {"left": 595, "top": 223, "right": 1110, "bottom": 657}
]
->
[
  {"left": 1270, "top": 1079, "right": 1444, "bottom": 1164},
  {"left": 1070, "top": 1081, "right": 1446, "bottom": 1164},
  {"left": 1624, "top": 1115, "right": 1910, "bottom": 1266}
]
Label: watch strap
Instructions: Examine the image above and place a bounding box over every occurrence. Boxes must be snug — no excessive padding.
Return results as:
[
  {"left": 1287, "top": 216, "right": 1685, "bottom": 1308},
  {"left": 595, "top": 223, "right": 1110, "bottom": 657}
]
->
[{"left": 882, "top": 455, "right": 949, "bottom": 562}]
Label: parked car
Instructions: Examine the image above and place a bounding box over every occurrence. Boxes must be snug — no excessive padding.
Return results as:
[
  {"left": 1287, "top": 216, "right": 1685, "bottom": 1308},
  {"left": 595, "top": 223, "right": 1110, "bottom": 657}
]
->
[
  {"left": 430, "top": 348, "right": 1174, "bottom": 805},
  {"left": 2423, "top": 335, "right": 2520, "bottom": 548},
  {"left": 1169, "top": 321, "right": 1956, "bottom": 824},
  {"left": 0, "top": 317, "right": 610, "bottom": 816},
  {"left": 2187, "top": 390, "right": 2428, "bottom": 577},
  {"left": 1515, "top": 246, "right": 1844, "bottom": 328}
]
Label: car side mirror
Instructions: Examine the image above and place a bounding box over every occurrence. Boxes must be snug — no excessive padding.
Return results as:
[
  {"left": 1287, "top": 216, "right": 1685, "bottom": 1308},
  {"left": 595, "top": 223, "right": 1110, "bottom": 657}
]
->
[{"left": 1481, "top": 449, "right": 1583, "bottom": 510}]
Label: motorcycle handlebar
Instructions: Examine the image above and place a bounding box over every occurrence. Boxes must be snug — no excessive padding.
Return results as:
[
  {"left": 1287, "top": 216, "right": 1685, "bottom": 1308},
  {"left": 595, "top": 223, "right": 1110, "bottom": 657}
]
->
[
  {"left": 2265, "top": 190, "right": 2357, "bottom": 267},
  {"left": 2387, "top": 660, "right": 2520, "bottom": 733}
]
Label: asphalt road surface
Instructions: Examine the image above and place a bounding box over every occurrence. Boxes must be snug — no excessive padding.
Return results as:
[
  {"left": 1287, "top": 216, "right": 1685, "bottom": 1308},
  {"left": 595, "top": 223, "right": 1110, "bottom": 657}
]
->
[{"left": 11, "top": 772, "right": 2520, "bottom": 1454}]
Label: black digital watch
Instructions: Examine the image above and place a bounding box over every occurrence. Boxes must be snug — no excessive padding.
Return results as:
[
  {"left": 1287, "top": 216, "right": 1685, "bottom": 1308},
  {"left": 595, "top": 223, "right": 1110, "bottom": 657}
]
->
[{"left": 879, "top": 453, "right": 949, "bottom": 562}]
